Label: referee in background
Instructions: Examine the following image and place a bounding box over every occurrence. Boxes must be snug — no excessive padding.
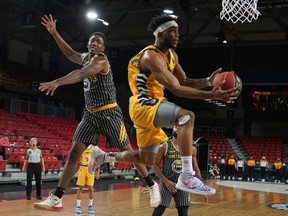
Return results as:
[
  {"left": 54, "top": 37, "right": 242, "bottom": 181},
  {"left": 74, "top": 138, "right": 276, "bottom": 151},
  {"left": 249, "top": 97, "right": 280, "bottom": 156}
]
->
[{"left": 22, "top": 137, "right": 45, "bottom": 200}]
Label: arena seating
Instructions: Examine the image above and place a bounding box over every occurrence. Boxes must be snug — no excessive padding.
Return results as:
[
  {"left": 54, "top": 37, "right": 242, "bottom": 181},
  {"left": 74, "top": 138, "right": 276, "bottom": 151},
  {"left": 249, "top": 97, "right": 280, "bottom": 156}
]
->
[
  {"left": 0, "top": 156, "right": 8, "bottom": 172},
  {"left": 196, "top": 133, "right": 235, "bottom": 164},
  {"left": 1, "top": 109, "right": 141, "bottom": 176},
  {"left": 238, "top": 135, "right": 283, "bottom": 162},
  {"left": 0, "top": 110, "right": 78, "bottom": 173}
]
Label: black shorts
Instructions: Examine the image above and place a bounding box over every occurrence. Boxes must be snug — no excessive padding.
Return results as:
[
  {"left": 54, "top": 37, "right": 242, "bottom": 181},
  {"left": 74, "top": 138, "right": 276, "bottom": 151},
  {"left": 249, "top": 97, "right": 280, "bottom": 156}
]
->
[{"left": 73, "top": 105, "right": 130, "bottom": 149}]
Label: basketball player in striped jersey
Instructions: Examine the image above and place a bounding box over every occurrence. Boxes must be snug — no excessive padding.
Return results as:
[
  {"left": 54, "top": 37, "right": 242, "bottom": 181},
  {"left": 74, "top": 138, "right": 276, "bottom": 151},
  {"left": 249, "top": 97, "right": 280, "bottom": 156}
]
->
[
  {"left": 89, "top": 14, "right": 238, "bottom": 195},
  {"left": 34, "top": 14, "right": 160, "bottom": 211},
  {"left": 151, "top": 126, "right": 203, "bottom": 216}
]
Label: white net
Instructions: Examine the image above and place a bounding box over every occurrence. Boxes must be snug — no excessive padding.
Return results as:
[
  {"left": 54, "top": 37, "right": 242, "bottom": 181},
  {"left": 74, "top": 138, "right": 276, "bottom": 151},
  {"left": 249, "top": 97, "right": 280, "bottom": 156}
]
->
[{"left": 220, "top": 0, "right": 261, "bottom": 23}]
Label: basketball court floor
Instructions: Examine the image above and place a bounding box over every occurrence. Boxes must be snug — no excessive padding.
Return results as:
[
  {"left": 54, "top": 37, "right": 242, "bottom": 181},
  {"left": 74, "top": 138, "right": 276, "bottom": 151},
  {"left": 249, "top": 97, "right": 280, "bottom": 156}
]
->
[{"left": 0, "top": 179, "right": 287, "bottom": 216}]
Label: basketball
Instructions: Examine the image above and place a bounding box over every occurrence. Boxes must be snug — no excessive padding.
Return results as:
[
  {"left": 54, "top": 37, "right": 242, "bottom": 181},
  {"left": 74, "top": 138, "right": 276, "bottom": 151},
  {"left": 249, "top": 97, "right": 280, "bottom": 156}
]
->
[{"left": 212, "top": 71, "right": 242, "bottom": 96}]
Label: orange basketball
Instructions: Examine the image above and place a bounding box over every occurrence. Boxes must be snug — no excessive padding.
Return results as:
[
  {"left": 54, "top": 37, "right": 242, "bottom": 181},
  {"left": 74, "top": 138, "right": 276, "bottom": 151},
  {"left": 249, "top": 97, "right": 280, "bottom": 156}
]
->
[{"left": 212, "top": 71, "right": 242, "bottom": 96}]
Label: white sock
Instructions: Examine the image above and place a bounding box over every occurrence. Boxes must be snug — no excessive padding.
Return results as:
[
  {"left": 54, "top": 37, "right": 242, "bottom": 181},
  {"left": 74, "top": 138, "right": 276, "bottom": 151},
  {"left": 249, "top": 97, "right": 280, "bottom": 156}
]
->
[
  {"left": 77, "top": 199, "right": 81, "bottom": 207},
  {"left": 181, "top": 156, "right": 193, "bottom": 174},
  {"left": 89, "top": 199, "right": 93, "bottom": 206}
]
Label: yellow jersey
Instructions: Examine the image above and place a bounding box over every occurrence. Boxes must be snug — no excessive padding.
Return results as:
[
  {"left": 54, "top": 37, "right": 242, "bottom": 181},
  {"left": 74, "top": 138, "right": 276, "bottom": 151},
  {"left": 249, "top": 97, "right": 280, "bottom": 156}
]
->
[
  {"left": 80, "top": 145, "right": 95, "bottom": 166},
  {"left": 77, "top": 144, "right": 95, "bottom": 186},
  {"left": 127, "top": 45, "right": 177, "bottom": 147},
  {"left": 128, "top": 45, "right": 176, "bottom": 102}
]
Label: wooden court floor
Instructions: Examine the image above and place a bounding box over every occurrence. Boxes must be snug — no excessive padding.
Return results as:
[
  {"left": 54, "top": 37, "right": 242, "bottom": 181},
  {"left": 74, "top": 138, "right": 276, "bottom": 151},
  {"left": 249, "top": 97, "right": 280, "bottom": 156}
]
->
[{"left": 0, "top": 180, "right": 287, "bottom": 216}]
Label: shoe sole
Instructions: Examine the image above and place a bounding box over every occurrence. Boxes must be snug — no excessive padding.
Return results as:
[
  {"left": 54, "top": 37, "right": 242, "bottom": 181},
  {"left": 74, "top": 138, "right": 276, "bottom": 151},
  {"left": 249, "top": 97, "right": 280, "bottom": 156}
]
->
[
  {"left": 33, "top": 203, "right": 63, "bottom": 211},
  {"left": 176, "top": 183, "right": 216, "bottom": 195}
]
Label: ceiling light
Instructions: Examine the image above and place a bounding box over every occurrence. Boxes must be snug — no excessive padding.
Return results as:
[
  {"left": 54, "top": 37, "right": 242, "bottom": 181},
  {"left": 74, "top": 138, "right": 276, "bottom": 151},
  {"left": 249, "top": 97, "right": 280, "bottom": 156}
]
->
[
  {"left": 87, "top": 11, "right": 98, "bottom": 20},
  {"left": 163, "top": 9, "right": 173, "bottom": 14},
  {"left": 169, "top": 14, "right": 178, "bottom": 19},
  {"left": 102, "top": 21, "right": 109, "bottom": 26}
]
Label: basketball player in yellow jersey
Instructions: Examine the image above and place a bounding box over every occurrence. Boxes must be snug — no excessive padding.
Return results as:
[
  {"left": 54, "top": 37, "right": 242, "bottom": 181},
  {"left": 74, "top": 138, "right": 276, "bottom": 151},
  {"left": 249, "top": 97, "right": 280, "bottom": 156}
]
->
[
  {"left": 90, "top": 14, "right": 238, "bottom": 195},
  {"left": 75, "top": 145, "right": 99, "bottom": 214}
]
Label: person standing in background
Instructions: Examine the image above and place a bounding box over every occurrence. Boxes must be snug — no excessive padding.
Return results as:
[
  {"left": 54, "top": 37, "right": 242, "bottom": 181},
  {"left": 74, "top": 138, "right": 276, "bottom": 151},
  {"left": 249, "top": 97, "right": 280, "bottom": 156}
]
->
[
  {"left": 236, "top": 158, "right": 244, "bottom": 180},
  {"left": 219, "top": 154, "right": 226, "bottom": 179},
  {"left": 75, "top": 145, "right": 100, "bottom": 214},
  {"left": 274, "top": 158, "right": 282, "bottom": 183},
  {"left": 227, "top": 156, "right": 236, "bottom": 180},
  {"left": 259, "top": 156, "right": 268, "bottom": 182},
  {"left": 247, "top": 157, "right": 255, "bottom": 182},
  {"left": 0, "top": 132, "right": 9, "bottom": 160},
  {"left": 22, "top": 137, "right": 45, "bottom": 200}
]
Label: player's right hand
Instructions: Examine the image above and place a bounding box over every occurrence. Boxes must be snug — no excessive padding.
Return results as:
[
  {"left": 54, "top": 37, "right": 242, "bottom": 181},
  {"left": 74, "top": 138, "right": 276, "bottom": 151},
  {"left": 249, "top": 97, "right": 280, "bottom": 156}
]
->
[
  {"left": 211, "top": 84, "right": 239, "bottom": 102},
  {"left": 41, "top": 14, "right": 57, "bottom": 35},
  {"left": 164, "top": 179, "right": 177, "bottom": 194}
]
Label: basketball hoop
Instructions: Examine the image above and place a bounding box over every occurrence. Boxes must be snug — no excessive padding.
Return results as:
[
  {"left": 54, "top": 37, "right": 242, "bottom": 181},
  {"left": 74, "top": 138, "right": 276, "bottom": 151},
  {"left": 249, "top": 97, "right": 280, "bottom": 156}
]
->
[{"left": 220, "top": 0, "right": 261, "bottom": 23}]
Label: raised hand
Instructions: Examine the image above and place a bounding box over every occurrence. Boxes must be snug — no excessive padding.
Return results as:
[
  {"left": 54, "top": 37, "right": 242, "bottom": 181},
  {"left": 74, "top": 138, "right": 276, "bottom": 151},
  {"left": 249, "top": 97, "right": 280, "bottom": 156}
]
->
[{"left": 41, "top": 14, "right": 57, "bottom": 35}]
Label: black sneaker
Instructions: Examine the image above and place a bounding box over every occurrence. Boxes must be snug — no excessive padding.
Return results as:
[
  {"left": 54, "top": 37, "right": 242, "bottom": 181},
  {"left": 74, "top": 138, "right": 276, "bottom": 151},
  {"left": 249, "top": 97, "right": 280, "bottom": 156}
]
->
[
  {"left": 36, "top": 196, "right": 42, "bottom": 200},
  {"left": 27, "top": 197, "right": 31, "bottom": 200}
]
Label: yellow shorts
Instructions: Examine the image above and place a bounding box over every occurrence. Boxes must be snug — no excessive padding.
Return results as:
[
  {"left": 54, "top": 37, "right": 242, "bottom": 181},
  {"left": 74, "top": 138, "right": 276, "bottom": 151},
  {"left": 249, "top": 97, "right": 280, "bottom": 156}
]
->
[
  {"left": 129, "top": 96, "right": 168, "bottom": 148},
  {"left": 76, "top": 166, "right": 95, "bottom": 186}
]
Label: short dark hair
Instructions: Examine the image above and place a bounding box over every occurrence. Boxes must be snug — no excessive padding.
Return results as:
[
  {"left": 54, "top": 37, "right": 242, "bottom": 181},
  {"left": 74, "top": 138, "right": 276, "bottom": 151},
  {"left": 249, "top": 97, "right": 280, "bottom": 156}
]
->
[
  {"left": 89, "top": 32, "right": 107, "bottom": 46},
  {"left": 148, "top": 14, "right": 178, "bottom": 32}
]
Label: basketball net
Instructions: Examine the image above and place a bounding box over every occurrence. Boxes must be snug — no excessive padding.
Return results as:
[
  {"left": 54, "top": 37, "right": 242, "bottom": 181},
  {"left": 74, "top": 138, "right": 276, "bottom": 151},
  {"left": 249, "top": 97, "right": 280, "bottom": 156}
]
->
[{"left": 220, "top": 0, "right": 261, "bottom": 23}]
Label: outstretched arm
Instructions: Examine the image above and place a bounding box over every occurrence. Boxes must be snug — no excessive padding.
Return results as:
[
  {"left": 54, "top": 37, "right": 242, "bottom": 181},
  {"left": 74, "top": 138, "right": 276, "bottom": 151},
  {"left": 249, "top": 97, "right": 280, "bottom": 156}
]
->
[
  {"left": 39, "top": 55, "right": 108, "bottom": 96},
  {"left": 141, "top": 50, "right": 238, "bottom": 102},
  {"left": 41, "top": 14, "right": 84, "bottom": 65},
  {"left": 173, "top": 60, "right": 221, "bottom": 89}
]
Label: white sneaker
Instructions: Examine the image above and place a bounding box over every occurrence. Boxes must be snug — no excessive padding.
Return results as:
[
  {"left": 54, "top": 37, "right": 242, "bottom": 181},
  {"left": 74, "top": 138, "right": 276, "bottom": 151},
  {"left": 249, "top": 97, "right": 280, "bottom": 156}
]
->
[
  {"left": 141, "top": 181, "right": 161, "bottom": 208},
  {"left": 75, "top": 206, "right": 82, "bottom": 214},
  {"left": 88, "top": 205, "right": 95, "bottom": 214},
  {"left": 88, "top": 146, "right": 106, "bottom": 174},
  {"left": 176, "top": 173, "right": 216, "bottom": 195},
  {"left": 33, "top": 191, "right": 63, "bottom": 211}
]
